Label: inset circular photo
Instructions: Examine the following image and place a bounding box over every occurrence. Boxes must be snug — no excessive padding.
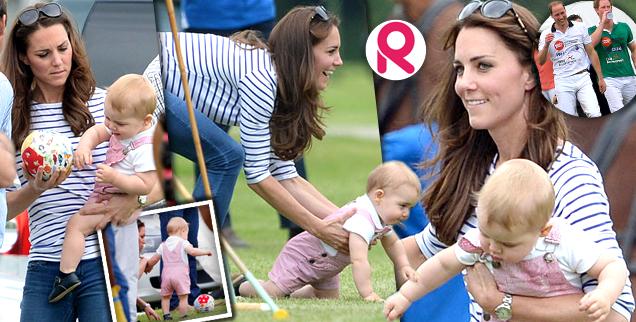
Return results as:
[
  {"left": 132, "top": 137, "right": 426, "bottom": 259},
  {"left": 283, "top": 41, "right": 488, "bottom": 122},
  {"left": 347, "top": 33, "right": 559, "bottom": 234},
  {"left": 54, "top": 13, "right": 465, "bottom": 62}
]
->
[{"left": 537, "top": 0, "right": 636, "bottom": 117}]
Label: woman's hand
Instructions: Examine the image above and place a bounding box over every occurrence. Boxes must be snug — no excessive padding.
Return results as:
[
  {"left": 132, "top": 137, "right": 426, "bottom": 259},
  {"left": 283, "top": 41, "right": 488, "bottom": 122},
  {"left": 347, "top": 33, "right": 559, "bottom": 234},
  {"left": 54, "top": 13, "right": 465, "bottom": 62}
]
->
[
  {"left": 313, "top": 207, "right": 355, "bottom": 254},
  {"left": 464, "top": 262, "right": 502, "bottom": 313},
  {"left": 143, "top": 304, "right": 160, "bottom": 320},
  {"left": 24, "top": 165, "right": 71, "bottom": 195},
  {"left": 79, "top": 193, "right": 139, "bottom": 228}
]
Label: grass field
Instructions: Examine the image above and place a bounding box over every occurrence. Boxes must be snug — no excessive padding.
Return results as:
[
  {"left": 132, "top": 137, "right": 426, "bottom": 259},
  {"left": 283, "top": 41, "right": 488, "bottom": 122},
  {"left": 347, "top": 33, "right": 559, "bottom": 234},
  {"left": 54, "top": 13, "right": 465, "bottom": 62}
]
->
[
  {"left": 138, "top": 300, "right": 229, "bottom": 322},
  {"left": 172, "top": 62, "right": 398, "bottom": 321}
]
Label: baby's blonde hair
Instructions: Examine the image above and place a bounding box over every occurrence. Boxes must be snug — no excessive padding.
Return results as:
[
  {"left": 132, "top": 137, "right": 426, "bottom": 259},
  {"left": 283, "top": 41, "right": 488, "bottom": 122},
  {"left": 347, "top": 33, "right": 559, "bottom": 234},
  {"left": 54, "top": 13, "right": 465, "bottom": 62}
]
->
[
  {"left": 366, "top": 161, "right": 421, "bottom": 195},
  {"left": 477, "top": 159, "right": 554, "bottom": 232},
  {"left": 106, "top": 74, "right": 156, "bottom": 119},
  {"left": 166, "top": 217, "right": 188, "bottom": 235}
]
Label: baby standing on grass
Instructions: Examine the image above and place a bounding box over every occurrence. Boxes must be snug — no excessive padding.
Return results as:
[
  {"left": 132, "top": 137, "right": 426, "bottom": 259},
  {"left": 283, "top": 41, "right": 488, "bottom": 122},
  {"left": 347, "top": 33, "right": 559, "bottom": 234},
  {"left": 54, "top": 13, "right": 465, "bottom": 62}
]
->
[
  {"left": 146, "top": 217, "right": 213, "bottom": 320},
  {"left": 384, "top": 159, "right": 629, "bottom": 322},
  {"left": 48, "top": 74, "right": 158, "bottom": 303},
  {"left": 239, "top": 161, "right": 420, "bottom": 301}
]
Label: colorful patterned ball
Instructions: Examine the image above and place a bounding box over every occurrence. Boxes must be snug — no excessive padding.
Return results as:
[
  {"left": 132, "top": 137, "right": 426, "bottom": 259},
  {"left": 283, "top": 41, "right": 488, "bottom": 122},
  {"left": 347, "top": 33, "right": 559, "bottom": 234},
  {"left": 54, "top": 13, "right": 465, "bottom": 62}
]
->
[
  {"left": 20, "top": 130, "right": 74, "bottom": 181},
  {"left": 194, "top": 293, "right": 215, "bottom": 313}
]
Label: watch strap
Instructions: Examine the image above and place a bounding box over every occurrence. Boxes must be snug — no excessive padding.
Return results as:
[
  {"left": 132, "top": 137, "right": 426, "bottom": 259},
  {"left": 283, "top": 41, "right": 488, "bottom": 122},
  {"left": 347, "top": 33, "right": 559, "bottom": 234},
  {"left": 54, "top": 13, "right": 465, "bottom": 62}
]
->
[{"left": 494, "top": 293, "right": 513, "bottom": 321}]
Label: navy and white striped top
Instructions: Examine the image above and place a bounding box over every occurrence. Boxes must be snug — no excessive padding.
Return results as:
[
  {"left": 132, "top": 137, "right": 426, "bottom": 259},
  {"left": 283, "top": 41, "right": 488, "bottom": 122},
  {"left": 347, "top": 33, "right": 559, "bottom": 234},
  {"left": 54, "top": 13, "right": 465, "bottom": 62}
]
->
[
  {"left": 10, "top": 88, "right": 109, "bottom": 262},
  {"left": 415, "top": 141, "right": 635, "bottom": 321},
  {"left": 158, "top": 32, "right": 297, "bottom": 184},
  {"left": 142, "top": 55, "right": 166, "bottom": 120}
]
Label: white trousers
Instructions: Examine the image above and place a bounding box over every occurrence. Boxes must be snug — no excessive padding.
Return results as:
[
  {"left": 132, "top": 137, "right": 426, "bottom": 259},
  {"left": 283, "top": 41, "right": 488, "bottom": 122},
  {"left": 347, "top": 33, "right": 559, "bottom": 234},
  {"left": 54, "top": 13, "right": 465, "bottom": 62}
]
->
[
  {"left": 542, "top": 88, "right": 557, "bottom": 105},
  {"left": 113, "top": 222, "right": 140, "bottom": 322},
  {"left": 604, "top": 76, "right": 636, "bottom": 113},
  {"left": 555, "top": 71, "right": 601, "bottom": 117}
]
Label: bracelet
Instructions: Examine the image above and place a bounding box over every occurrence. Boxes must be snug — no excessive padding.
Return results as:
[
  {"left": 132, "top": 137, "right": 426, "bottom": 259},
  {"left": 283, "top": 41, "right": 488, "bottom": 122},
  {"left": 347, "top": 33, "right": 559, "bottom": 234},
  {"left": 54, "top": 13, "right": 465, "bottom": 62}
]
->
[{"left": 138, "top": 301, "right": 150, "bottom": 310}]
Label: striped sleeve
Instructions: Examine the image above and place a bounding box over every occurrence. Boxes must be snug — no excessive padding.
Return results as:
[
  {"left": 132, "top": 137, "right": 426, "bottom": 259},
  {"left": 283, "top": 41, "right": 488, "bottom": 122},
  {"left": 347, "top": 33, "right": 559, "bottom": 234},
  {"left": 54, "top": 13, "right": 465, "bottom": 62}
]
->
[
  {"left": 415, "top": 215, "right": 478, "bottom": 259},
  {"left": 143, "top": 55, "right": 165, "bottom": 119},
  {"left": 159, "top": 31, "right": 298, "bottom": 184},
  {"left": 550, "top": 143, "right": 634, "bottom": 319},
  {"left": 159, "top": 32, "right": 242, "bottom": 126},
  {"left": 415, "top": 141, "right": 634, "bottom": 321},
  {"left": 238, "top": 69, "right": 296, "bottom": 184},
  {"left": 11, "top": 89, "right": 109, "bottom": 262}
]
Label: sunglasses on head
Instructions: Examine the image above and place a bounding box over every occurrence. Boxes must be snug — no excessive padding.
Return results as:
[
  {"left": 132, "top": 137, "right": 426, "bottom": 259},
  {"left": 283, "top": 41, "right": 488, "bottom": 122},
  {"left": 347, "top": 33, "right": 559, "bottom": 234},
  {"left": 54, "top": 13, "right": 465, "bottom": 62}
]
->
[
  {"left": 458, "top": 0, "right": 531, "bottom": 41},
  {"left": 18, "top": 2, "right": 63, "bottom": 26},
  {"left": 312, "top": 5, "right": 329, "bottom": 22}
]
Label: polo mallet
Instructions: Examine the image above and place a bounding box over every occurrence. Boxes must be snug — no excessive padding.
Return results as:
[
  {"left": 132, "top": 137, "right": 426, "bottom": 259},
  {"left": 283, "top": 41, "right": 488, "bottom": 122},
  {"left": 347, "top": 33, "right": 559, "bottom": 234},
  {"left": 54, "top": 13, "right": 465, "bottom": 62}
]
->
[
  {"left": 164, "top": 0, "right": 213, "bottom": 200},
  {"left": 221, "top": 238, "right": 289, "bottom": 319},
  {"left": 163, "top": 2, "right": 288, "bottom": 318},
  {"left": 172, "top": 175, "right": 194, "bottom": 202},
  {"left": 172, "top": 176, "right": 288, "bottom": 319},
  {"left": 234, "top": 302, "right": 271, "bottom": 311}
]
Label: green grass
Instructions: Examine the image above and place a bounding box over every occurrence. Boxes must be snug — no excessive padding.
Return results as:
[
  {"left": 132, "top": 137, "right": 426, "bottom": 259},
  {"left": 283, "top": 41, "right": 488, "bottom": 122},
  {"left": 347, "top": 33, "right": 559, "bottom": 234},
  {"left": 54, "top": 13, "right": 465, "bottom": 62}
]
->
[
  {"left": 172, "top": 62, "right": 394, "bottom": 321},
  {"left": 137, "top": 300, "right": 229, "bottom": 322}
]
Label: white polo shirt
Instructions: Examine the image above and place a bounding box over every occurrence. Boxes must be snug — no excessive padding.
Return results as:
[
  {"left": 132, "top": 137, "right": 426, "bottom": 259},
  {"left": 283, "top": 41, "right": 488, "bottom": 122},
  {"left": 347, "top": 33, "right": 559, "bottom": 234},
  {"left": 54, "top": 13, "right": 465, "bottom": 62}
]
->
[{"left": 539, "top": 21, "right": 592, "bottom": 78}]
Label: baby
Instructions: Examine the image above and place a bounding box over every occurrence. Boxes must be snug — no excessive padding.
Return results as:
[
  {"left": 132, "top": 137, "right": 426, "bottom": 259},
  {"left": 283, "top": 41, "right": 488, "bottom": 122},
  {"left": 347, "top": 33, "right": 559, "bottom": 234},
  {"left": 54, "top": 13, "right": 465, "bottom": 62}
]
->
[
  {"left": 48, "top": 74, "right": 158, "bottom": 303},
  {"left": 384, "top": 159, "right": 628, "bottom": 322},
  {"left": 239, "top": 161, "right": 420, "bottom": 301},
  {"left": 145, "top": 217, "right": 213, "bottom": 320}
]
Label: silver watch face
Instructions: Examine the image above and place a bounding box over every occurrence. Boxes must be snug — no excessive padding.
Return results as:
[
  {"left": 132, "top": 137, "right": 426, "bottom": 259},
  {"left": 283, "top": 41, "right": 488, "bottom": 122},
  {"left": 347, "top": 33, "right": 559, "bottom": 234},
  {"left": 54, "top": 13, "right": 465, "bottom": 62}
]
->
[{"left": 495, "top": 306, "right": 512, "bottom": 320}]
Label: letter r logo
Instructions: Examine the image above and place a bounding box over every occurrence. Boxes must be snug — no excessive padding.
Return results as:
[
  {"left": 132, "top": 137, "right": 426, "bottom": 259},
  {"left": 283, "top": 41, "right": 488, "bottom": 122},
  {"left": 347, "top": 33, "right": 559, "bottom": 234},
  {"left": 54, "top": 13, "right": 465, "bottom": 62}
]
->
[{"left": 366, "top": 20, "right": 426, "bottom": 80}]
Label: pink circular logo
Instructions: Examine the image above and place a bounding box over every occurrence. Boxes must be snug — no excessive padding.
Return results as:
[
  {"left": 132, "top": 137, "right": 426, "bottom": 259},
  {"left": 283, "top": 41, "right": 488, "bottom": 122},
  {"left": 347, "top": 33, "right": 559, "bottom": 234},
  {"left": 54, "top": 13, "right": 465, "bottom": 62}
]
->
[
  {"left": 366, "top": 20, "right": 426, "bottom": 80},
  {"left": 554, "top": 40, "right": 565, "bottom": 51}
]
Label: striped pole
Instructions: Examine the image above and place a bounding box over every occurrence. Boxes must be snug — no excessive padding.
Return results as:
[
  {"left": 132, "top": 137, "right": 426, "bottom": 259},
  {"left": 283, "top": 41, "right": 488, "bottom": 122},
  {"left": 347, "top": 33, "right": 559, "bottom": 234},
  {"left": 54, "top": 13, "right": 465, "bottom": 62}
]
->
[{"left": 221, "top": 238, "right": 289, "bottom": 320}]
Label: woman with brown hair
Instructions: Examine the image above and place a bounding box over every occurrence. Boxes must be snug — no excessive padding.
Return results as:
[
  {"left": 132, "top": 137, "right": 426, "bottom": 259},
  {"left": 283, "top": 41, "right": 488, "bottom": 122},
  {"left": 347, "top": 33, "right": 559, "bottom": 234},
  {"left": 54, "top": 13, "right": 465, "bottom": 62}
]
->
[
  {"left": 1, "top": 2, "right": 152, "bottom": 320},
  {"left": 399, "top": 1, "right": 634, "bottom": 321},
  {"left": 158, "top": 5, "right": 351, "bottom": 251}
]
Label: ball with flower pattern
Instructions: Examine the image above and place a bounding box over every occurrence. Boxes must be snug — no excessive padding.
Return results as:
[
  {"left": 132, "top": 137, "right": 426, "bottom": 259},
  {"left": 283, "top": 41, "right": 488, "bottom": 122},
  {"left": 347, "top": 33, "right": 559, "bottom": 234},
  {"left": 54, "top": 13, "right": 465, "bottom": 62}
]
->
[
  {"left": 194, "top": 293, "right": 215, "bottom": 313},
  {"left": 21, "top": 130, "right": 74, "bottom": 181}
]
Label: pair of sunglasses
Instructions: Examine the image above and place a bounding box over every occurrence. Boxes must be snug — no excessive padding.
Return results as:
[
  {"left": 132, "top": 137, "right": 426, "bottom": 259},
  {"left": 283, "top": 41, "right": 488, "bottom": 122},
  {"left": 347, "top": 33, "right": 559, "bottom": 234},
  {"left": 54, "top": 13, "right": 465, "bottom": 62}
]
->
[
  {"left": 458, "top": 0, "right": 531, "bottom": 41},
  {"left": 312, "top": 5, "right": 329, "bottom": 22},
  {"left": 18, "top": 2, "right": 63, "bottom": 26}
]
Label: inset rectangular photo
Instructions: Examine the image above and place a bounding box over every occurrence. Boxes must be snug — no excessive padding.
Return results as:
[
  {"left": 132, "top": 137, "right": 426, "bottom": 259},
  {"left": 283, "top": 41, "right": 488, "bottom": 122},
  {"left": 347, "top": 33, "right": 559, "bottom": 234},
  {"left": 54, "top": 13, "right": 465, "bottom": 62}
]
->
[
  {"left": 1, "top": 1, "right": 165, "bottom": 322},
  {"left": 99, "top": 200, "right": 232, "bottom": 322}
]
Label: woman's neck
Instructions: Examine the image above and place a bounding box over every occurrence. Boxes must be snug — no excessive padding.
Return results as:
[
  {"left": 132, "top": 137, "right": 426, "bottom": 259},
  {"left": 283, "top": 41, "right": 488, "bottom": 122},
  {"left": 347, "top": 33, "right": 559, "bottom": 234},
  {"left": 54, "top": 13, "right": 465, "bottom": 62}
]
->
[
  {"left": 492, "top": 132, "right": 527, "bottom": 166},
  {"left": 32, "top": 83, "right": 64, "bottom": 103},
  {"left": 489, "top": 108, "right": 529, "bottom": 166}
]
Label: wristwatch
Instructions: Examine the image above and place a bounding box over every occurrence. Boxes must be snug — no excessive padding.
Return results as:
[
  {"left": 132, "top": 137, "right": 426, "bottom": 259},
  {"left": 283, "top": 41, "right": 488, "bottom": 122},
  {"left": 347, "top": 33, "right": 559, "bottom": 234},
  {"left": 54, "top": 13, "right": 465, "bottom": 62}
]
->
[
  {"left": 137, "top": 195, "right": 148, "bottom": 208},
  {"left": 494, "top": 293, "right": 513, "bottom": 321}
]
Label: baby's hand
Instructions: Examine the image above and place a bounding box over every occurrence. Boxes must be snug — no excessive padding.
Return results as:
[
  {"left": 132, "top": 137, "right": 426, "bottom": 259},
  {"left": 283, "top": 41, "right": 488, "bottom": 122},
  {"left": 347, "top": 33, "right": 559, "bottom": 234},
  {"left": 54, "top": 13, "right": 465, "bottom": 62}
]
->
[
  {"left": 96, "top": 164, "right": 117, "bottom": 184},
  {"left": 364, "top": 292, "right": 383, "bottom": 302},
  {"left": 399, "top": 266, "right": 418, "bottom": 283},
  {"left": 579, "top": 289, "right": 611, "bottom": 322},
  {"left": 383, "top": 292, "right": 411, "bottom": 321},
  {"left": 73, "top": 146, "right": 93, "bottom": 169}
]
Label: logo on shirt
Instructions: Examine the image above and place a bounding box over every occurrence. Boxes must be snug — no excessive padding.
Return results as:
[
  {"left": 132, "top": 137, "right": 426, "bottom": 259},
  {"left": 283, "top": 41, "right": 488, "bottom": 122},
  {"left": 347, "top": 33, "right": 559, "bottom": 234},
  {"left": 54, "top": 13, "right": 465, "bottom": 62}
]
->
[
  {"left": 554, "top": 40, "right": 565, "bottom": 51},
  {"left": 601, "top": 37, "right": 612, "bottom": 47}
]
